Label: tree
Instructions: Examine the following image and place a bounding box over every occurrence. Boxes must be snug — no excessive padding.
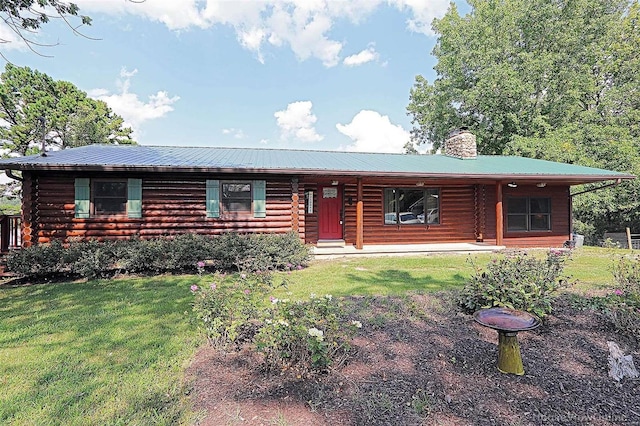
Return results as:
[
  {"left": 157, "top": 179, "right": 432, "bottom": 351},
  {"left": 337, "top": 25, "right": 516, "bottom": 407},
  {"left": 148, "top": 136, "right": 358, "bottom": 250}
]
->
[
  {"left": 0, "top": 1, "right": 90, "bottom": 58},
  {"left": 407, "top": 0, "right": 632, "bottom": 153},
  {"left": 0, "top": 0, "right": 144, "bottom": 58},
  {"left": 407, "top": 0, "right": 640, "bottom": 242},
  {"left": 0, "top": 63, "right": 135, "bottom": 156}
]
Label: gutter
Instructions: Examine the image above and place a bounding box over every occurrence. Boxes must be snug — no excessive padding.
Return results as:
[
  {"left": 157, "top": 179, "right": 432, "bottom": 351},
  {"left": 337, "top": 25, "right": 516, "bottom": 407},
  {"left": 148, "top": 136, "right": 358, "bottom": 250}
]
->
[
  {"left": 0, "top": 164, "right": 635, "bottom": 184},
  {"left": 570, "top": 178, "right": 622, "bottom": 197}
]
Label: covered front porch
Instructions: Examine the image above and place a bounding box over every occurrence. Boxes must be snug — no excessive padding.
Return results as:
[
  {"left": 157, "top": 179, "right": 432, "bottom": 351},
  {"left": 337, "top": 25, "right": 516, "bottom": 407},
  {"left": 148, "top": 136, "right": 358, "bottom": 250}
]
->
[{"left": 312, "top": 241, "right": 506, "bottom": 260}]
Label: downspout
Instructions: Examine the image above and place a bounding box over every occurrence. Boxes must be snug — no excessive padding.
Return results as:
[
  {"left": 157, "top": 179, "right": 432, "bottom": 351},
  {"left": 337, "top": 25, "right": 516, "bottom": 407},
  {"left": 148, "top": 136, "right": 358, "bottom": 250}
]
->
[
  {"left": 570, "top": 178, "right": 622, "bottom": 197},
  {"left": 5, "top": 169, "right": 23, "bottom": 182}
]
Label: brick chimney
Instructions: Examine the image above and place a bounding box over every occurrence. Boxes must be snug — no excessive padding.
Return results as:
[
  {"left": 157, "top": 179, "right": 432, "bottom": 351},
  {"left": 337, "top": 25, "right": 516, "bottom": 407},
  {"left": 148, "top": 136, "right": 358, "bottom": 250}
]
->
[{"left": 444, "top": 129, "right": 477, "bottom": 159}]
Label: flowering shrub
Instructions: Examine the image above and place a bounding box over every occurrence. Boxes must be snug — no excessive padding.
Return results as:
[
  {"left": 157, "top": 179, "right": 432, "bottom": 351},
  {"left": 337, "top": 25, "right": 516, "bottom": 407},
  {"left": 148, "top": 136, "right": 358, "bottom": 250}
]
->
[
  {"left": 457, "top": 249, "right": 572, "bottom": 318},
  {"left": 606, "top": 255, "right": 640, "bottom": 338},
  {"left": 191, "top": 272, "right": 275, "bottom": 347},
  {"left": 192, "top": 273, "right": 361, "bottom": 374},
  {"left": 611, "top": 254, "right": 640, "bottom": 302},
  {"left": 254, "top": 294, "right": 360, "bottom": 373}
]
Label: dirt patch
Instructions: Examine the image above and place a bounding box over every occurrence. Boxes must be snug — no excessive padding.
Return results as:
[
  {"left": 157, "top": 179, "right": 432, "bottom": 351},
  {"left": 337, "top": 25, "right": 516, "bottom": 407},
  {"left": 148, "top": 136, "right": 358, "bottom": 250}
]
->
[{"left": 186, "top": 294, "right": 640, "bottom": 425}]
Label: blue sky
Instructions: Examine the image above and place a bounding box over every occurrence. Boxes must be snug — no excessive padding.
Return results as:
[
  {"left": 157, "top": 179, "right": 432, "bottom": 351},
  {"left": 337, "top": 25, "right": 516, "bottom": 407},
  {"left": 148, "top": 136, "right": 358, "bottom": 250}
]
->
[{"left": 2, "top": 0, "right": 469, "bottom": 153}]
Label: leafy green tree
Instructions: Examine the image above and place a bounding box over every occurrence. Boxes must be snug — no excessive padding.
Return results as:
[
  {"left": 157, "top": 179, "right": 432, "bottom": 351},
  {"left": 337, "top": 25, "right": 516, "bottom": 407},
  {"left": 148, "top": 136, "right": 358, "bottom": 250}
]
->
[
  {"left": 408, "top": 0, "right": 640, "bottom": 242},
  {"left": 407, "top": 0, "right": 632, "bottom": 154},
  {"left": 0, "top": 64, "right": 134, "bottom": 156}
]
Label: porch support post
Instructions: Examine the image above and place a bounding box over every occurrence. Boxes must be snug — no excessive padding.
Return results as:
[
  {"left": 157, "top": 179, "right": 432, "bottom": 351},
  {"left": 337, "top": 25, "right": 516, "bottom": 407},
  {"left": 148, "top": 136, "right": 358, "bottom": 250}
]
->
[
  {"left": 356, "top": 177, "right": 364, "bottom": 249},
  {"left": 291, "top": 178, "right": 299, "bottom": 233},
  {"left": 21, "top": 172, "right": 34, "bottom": 248},
  {"left": 496, "top": 181, "right": 504, "bottom": 246}
]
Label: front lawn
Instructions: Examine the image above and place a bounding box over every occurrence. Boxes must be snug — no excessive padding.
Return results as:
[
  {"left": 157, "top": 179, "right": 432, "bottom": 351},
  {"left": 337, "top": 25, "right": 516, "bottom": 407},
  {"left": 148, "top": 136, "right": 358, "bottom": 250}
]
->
[
  {"left": 0, "top": 276, "right": 201, "bottom": 425},
  {"left": 0, "top": 247, "right": 627, "bottom": 425}
]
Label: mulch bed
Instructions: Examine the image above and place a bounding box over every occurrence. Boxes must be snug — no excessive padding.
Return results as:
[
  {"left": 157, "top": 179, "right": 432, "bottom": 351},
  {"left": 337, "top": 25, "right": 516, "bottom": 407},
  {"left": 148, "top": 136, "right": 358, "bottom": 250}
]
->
[{"left": 186, "top": 294, "right": 640, "bottom": 425}]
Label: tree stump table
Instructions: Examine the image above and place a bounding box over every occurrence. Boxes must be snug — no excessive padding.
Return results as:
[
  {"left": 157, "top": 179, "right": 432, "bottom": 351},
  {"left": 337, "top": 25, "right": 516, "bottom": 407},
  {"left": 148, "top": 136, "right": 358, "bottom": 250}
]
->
[{"left": 473, "top": 307, "right": 541, "bottom": 375}]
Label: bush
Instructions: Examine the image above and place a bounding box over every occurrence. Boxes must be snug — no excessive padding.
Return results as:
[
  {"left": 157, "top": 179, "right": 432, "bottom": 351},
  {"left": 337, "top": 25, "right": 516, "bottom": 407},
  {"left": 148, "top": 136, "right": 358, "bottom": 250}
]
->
[
  {"left": 70, "top": 240, "right": 119, "bottom": 280},
  {"left": 191, "top": 272, "right": 275, "bottom": 347},
  {"left": 604, "top": 303, "right": 640, "bottom": 340},
  {"left": 210, "top": 232, "right": 310, "bottom": 272},
  {"left": 611, "top": 254, "right": 640, "bottom": 301},
  {"left": 6, "top": 240, "right": 67, "bottom": 278},
  {"left": 457, "top": 249, "right": 571, "bottom": 318},
  {"left": 191, "top": 273, "right": 360, "bottom": 375},
  {"left": 607, "top": 255, "right": 640, "bottom": 338},
  {"left": 6, "top": 232, "right": 311, "bottom": 280},
  {"left": 255, "top": 294, "right": 359, "bottom": 373}
]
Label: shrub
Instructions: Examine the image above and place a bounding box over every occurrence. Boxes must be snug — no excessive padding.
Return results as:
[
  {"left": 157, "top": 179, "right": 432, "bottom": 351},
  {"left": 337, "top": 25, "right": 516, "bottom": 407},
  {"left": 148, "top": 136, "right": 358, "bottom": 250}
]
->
[
  {"left": 69, "top": 240, "right": 118, "bottom": 279},
  {"left": 210, "top": 232, "right": 310, "bottom": 272},
  {"left": 457, "top": 249, "right": 571, "bottom": 318},
  {"left": 191, "top": 272, "right": 275, "bottom": 348},
  {"left": 607, "top": 255, "right": 640, "bottom": 338},
  {"left": 611, "top": 254, "right": 640, "bottom": 301},
  {"left": 6, "top": 232, "right": 310, "bottom": 280},
  {"left": 6, "top": 240, "right": 67, "bottom": 277},
  {"left": 604, "top": 303, "right": 640, "bottom": 340},
  {"left": 192, "top": 273, "right": 360, "bottom": 375},
  {"left": 254, "top": 294, "right": 359, "bottom": 373}
]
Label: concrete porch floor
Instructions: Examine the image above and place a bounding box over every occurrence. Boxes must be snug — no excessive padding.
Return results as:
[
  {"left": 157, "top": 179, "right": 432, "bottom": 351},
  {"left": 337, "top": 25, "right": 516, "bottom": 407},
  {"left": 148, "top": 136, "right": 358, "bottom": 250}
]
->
[{"left": 312, "top": 242, "right": 506, "bottom": 260}]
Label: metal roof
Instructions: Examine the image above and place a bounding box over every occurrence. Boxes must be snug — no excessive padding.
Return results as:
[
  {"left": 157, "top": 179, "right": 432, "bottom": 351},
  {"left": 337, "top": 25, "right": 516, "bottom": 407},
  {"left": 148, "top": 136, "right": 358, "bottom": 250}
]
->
[{"left": 0, "top": 144, "right": 634, "bottom": 184}]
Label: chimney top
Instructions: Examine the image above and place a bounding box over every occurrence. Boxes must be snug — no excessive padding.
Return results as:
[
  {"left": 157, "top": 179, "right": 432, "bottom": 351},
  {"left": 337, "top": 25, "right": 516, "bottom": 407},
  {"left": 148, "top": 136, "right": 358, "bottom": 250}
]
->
[{"left": 444, "top": 129, "right": 477, "bottom": 159}]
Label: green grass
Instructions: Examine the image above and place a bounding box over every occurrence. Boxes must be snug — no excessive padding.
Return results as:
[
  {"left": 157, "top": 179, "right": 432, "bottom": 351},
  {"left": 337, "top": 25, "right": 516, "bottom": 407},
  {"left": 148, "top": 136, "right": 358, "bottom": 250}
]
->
[
  {"left": 270, "top": 247, "right": 623, "bottom": 299},
  {"left": 0, "top": 276, "right": 202, "bottom": 425},
  {"left": 271, "top": 253, "right": 492, "bottom": 299},
  {"left": 0, "top": 246, "right": 628, "bottom": 425},
  {"left": 565, "top": 246, "right": 621, "bottom": 293}
]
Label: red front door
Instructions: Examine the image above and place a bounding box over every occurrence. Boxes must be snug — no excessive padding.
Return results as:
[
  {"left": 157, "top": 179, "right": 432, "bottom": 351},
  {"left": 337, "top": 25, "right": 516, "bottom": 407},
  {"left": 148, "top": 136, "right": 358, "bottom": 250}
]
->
[{"left": 318, "top": 185, "right": 343, "bottom": 239}]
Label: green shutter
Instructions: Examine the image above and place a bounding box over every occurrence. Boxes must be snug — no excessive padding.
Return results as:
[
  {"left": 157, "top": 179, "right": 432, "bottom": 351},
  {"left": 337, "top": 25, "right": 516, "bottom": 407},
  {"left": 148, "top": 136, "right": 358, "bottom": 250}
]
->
[
  {"left": 206, "top": 180, "right": 220, "bottom": 218},
  {"left": 74, "top": 178, "right": 90, "bottom": 218},
  {"left": 253, "top": 180, "right": 266, "bottom": 218},
  {"left": 127, "top": 178, "right": 142, "bottom": 218}
]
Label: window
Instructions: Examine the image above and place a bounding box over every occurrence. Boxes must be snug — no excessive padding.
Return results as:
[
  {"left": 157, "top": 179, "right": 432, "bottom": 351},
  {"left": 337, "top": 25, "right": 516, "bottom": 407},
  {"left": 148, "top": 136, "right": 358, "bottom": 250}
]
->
[
  {"left": 206, "top": 180, "right": 266, "bottom": 218},
  {"left": 75, "top": 178, "right": 142, "bottom": 218},
  {"left": 93, "top": 180, "right": 127, "bottom": 215},
  {"left": 383, "top": 187, "right": 440, "bottom": 225},
  {"left": 222, "top": 182, "right": 252, "bottom": 213},
  {"left": 507, "top": 197, "right": 551, "bottom": 232}
]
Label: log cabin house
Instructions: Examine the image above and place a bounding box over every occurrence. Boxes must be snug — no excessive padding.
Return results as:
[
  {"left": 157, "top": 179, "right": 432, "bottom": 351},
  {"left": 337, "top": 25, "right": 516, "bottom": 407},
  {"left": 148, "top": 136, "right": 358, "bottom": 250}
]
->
[{"left": 0, "top": 131, "right": 634, "bottom": 251}]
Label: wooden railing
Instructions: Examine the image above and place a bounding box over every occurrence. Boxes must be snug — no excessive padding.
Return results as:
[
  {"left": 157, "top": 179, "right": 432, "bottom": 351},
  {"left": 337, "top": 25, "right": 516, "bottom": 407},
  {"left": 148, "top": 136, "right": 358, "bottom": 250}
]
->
[
  {"left": 1, "top": 214, "right": 21, "bottom": 252},
  {"left": 604, "top": 229, "right": 640, "bottom": 250}
]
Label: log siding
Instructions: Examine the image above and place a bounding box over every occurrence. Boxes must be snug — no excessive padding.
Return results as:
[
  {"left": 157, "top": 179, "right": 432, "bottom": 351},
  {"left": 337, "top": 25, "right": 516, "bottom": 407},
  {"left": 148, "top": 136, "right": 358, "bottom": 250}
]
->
[
  {"left": 30, "top": 173, "right": 301, "bottom": 244},
  {"left": 23, "top": 172, "right": 572, "bottom": 249}
]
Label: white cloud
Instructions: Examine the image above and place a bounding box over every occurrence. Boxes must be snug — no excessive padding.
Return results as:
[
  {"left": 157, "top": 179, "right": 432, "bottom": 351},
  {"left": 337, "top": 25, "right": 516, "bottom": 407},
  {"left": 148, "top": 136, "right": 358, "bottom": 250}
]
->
[
  {"left": 74, "top": 0, "right": 207, "bottom": 30},
  {"left": 343, "top": 46, "right": 379, "bottom": 67},
  {"left": 222, "top": 128, "right": 246, "bottom": 139},
  {"left": 89, "top": 67, "right": 179, "bottom": 136},
  {"left": 336, "top": 110, "right": 411, "bottom": 153},
  {"left": 72, "top": 0, "right": 451, "bottom": 65},
  {"left": 274, "top": 101, "right": 323, "bottom": 143},
  {"left": 388, "top": 0, "right": 451, "bottom": 35}
]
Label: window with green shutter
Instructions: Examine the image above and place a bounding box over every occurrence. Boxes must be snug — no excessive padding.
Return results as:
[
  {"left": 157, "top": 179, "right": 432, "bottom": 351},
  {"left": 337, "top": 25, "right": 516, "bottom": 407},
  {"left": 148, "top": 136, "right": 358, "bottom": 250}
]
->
[
  {"left": 75, "top": 178, "right": 143, "bottom": 218},
  {"left": 208, "top": 180, "right": 267, "bottom": 218}
]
